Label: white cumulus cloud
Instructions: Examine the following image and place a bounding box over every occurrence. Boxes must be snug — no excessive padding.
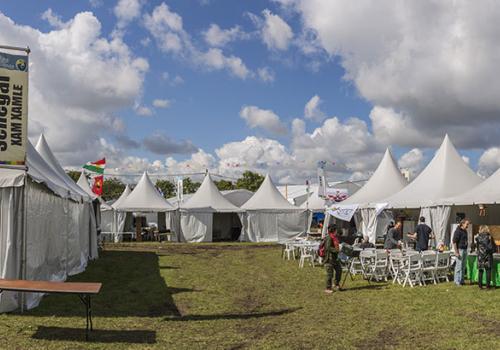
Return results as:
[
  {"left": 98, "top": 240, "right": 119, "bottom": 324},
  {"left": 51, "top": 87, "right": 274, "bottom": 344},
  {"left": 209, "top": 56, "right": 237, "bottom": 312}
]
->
[{"left": 240, "top": 106, "right": 287, "bottom": 135}]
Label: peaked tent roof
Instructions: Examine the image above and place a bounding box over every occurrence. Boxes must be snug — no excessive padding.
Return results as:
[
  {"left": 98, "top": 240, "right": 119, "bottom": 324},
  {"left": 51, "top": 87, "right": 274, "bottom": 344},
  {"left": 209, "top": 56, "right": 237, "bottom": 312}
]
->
[
  {"left": 35, "top": 134, "right": 90, "bottom": 201},
  {"left": 181, "top": 174, "right": 241, "bottom": 212},
  {"left": 111, "top": 185, "right": 131, "bottom": 209},
  {"left": 77, "top": 173, "right": 98, "bottom": 199},
  {"left": 444, "top": 167, "right": 500, "bottom": 205},
  {"left": 242, "top": 174, "right": 302, "bottom": 211},
  {"left": 115, "top": 172, "right": 174, "bottom": 212},
  {"left": 341, "top": 149, "right": 407, "bottom": 206},
  {"left": 382, "top": 135, "right": 482, "bottom": 208}
]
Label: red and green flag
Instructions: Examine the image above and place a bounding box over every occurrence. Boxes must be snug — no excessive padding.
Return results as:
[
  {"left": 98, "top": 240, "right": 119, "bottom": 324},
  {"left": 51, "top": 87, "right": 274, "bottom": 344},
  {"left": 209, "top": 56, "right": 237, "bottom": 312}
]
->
[{"left": 83, "top": 158, "right": 105, "bottom": 175}]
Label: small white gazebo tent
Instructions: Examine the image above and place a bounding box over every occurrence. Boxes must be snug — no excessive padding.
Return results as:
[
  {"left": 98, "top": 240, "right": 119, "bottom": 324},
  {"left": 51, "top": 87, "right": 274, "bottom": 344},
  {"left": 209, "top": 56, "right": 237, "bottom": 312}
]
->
[
  {"left": 240, "top": 174, "right": 308, "bottom": 242},
  {"left": 115, "top": 172, "right": 174, "bottom": 212},
  {"left": 334, "top": 148, "right": 408, "bottom": 242},
  {"left": 382, "top": 135, "right": 483, "bottom": 244},
  {"left": 100, "top": 185, "right": 133, "bottom": 241},
  {"left": 177, "top": 174, "right": 242, "bottom": 242}
]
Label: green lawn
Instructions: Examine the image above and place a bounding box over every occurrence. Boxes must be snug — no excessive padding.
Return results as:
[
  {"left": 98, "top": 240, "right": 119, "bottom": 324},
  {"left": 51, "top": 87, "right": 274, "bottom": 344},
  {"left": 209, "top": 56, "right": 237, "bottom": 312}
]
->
[{"left": 0, "top": 243, "right": 498, "bottom": 349}]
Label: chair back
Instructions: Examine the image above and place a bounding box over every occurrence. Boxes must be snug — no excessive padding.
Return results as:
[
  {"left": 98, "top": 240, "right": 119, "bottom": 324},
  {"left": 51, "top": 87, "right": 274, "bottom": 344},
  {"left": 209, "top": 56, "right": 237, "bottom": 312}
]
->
[{"left": 437, "top": 252, "right": 451, "bottom": 268}]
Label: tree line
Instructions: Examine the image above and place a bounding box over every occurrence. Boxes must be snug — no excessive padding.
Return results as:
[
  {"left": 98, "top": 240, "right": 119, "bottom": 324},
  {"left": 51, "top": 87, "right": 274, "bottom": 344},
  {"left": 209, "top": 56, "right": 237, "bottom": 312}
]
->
[{"left": 66, "top": 170, "right": 265, "bottom": 201}]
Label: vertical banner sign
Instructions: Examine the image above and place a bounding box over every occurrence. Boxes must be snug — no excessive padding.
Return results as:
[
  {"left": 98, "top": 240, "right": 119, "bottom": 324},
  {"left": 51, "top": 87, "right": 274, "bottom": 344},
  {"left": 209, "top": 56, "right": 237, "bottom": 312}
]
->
[
  {"left": 0, "top": 50, "right": 28, "bottom": 166},
  {"left": 176, "top": 177, "right": 184, "bottom": 204},
  {"left": 317, "top": 160, "right": 327, "bottom": 198}
]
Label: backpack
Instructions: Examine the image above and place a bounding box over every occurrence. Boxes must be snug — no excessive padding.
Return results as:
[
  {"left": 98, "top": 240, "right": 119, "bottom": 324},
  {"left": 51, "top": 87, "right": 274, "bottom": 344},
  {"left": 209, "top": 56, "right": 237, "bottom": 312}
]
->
[{"left": 318, "top": 237, "right": 327, "bottom": 258}]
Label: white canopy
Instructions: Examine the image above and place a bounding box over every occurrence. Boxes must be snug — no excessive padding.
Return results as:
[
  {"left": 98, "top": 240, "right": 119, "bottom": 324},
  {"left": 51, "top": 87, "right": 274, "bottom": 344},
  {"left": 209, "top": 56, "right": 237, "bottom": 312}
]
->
[
  {"left": 300, "top": 187, "right": 326, "bottom": 211},
  {"left": 342, "top": 148, "right": 407, "bottom": 207},
  {"left": 77, "top": 173, "right": 98, "bottom": 200},
  {"left": 115, "top": 172, "right": 173, "bottom": 212},
  {"left": 111, "top": 185, "right": 131, "bottom": 209},
  {"left": 223, "top": 189, "right": 253, "bottom": 207},
  {"left": 35, "top": 134, "right": 91, "bottom": 202},
  {"left": 242, "top": 174, "right": 300, "bottom": 211},
  {"left": 382, "top": 135, "right": 482, "bottom": 208},
  {"left": 444, "top": 167, "right": 500, "bottom": 205},
  {"left": 181, "top": 174, "right": 241, "bottom": 212}
]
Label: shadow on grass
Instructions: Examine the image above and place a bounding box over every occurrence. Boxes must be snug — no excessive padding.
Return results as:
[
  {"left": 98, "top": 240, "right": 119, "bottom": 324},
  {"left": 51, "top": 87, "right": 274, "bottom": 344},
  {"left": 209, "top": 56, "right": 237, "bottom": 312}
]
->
[
  {"left": 165, "top": 307, "right": 302, "bottom": 322},
  {"left": 343, "top": 284, "right": 388, "bottom": 291},
  {"left": 25, "top": 250, "right": 192, "bottom": 318},
  {"left": 32, "top": 327, "right": 156, "bottom": 344}
]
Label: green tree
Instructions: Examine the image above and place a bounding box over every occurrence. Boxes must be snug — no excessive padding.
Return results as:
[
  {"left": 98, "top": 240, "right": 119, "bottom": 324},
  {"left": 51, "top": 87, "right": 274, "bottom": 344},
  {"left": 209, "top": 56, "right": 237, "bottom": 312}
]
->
[
  {"left": 215, "top": 179, "right": 234, "bottom": 191},
  {"left": 66, "top": 170, "right": 81, "bottom": 182},
  {"left": 183, "top": 177, "right": 201, "bottom": 194},
  {"left": 236, "top": 171, "right": 265, "bottom": 192},
  {"left": 102, "top": 177, "right": 126, "bottom": 201},
  {"left": 156, "top": 179, "right": 176, "bottom": 198}
]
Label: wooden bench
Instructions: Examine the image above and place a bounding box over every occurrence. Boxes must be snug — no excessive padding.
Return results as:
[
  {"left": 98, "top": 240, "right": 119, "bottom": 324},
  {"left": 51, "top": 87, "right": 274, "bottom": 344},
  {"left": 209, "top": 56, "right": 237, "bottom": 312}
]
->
[{"left": 0, "top": 279, "right": 102, "bottom": 340}]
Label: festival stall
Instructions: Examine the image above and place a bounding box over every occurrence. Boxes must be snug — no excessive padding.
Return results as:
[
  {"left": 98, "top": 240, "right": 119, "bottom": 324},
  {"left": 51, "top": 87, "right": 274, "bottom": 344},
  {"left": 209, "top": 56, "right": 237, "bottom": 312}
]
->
[{"left": 240, "top": 174, "right": 308, "bottom": 242}]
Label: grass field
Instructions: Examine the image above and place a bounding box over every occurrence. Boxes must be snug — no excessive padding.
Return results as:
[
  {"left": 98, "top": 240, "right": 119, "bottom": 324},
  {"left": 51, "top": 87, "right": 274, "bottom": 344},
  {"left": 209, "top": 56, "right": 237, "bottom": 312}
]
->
[{"left": 0, "top": 243, "right": 498, "bottom": 349}]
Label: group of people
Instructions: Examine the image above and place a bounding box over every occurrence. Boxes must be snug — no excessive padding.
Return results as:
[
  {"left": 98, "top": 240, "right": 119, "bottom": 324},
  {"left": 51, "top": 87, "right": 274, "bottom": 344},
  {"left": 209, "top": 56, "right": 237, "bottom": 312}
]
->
[{"left": 323, "top": 218, "right": 497, "bottom": 294}]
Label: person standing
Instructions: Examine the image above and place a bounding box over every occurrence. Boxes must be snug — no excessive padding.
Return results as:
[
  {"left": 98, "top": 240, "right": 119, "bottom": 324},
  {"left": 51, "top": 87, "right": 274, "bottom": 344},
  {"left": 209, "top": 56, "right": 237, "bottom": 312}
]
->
[
  {"left": 384, "top": 221, "right": 402, "bottom": 249},
  {"left": 324, "top": 224, "right": 342, "bottom": 294},
  {"left": 475, "top": 225, "right": 496, "bottom": 289},
  {"left": 452, "top": 219, "right": 470, "bottom": 286},
  {"left": 408, "top": 217, "right": 434, "bottom": 252}
]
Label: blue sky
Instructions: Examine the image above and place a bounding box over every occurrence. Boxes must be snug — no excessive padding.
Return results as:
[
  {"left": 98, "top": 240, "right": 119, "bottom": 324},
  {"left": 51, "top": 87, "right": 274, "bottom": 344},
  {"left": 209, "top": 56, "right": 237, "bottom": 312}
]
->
[{"left": 1, "top": 1, "right": 499, "bottom": 183}]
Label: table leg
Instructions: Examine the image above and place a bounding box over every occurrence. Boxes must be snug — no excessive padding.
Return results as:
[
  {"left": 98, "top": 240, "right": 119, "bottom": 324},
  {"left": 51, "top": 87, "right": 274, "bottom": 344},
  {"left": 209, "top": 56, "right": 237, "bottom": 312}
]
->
[{"left": 78, "top": 294, "right": 91, "bottom": 341}]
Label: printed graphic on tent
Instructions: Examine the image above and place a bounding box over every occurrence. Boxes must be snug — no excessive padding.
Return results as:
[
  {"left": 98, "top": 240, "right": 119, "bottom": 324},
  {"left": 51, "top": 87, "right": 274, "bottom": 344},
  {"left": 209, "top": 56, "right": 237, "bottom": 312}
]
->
[{"left": 82, "top": 158, "right": 105, "bottom": 196}]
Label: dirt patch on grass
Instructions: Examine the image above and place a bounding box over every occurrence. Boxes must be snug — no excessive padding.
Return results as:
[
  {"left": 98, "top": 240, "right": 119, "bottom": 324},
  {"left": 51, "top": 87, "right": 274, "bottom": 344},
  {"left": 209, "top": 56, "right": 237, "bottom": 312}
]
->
[
  {"left": 466, "top": 313, "right": 500, "bottom": 336},
  {"left": 355, "top": 327, "right": 402, "bottom": 349},
  {"left": 104, "top": 243, "right": 279, "bottom": 255}
]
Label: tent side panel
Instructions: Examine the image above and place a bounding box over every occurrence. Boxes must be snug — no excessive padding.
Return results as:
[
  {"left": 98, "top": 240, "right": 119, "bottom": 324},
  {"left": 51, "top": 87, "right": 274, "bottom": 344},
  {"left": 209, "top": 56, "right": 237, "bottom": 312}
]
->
[
  {"left": 277, "top": 211, "right": 309, "bottom": 242},
  {"left": 0, "top": 187, "right": 23, "bottom": 312},
  {"left": 180, "top": 212, "right": 213, "bottom": 242}
]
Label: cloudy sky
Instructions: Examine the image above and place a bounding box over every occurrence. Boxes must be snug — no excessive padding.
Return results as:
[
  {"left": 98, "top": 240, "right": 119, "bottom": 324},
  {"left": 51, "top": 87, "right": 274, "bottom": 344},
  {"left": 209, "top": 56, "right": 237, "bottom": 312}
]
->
[{"left": 2, "top": 0, "right": 500, "bottom": 183}]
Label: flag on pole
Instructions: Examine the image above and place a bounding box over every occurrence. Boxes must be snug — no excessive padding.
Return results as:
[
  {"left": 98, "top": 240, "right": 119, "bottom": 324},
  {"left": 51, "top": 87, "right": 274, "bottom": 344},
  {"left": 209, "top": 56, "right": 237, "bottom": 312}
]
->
[
  {"left": 83, "top": 158, "right": 106, "bottom": 196},
  {"left": 83, "top": 158, "right": 105, "bottom": 174}
]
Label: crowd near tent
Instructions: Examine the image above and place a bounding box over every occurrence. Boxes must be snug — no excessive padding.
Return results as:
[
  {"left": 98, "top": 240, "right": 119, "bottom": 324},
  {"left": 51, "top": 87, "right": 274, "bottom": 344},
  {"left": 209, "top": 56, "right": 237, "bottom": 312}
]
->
[
  {"left": 336, "top": 148, "right": 408, "bottom": 243},
  {"left": 0, "top": 139, "right": 98, "bottom": 313},
  {"left": 172, "top": 174, "right": 243, "bottom": 242},
  {"left": 240, "top": 175, "right": 308, "bottom": 242},
  {"left": 381, "top": 135, "right": 482, "bottom": 244}
]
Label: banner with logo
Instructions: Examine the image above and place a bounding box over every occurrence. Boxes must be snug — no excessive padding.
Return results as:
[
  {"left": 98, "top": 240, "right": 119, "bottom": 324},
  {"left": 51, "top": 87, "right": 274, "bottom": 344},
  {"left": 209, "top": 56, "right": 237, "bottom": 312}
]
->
[
  {"left": 327, "top": 204, "right": 359, "bottom": 222},
  {"left": 0, "top": 50, "right": 28, "bottom": 166}
]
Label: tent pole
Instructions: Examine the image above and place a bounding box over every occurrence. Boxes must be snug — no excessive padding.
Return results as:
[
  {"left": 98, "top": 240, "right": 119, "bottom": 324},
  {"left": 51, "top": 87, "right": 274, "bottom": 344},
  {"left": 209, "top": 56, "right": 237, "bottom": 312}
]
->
[{"left": 20, "top": 176, "right": 28, "bottom": 313}]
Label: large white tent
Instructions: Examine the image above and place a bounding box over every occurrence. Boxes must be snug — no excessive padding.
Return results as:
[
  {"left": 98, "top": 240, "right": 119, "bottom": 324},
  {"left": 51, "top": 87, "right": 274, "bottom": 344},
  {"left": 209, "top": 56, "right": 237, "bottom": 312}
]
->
[
  {"left": 240, "top": 175, "right": 308, "bottom": 242},
  {"left": 0, "top": 142, "right": 97, "bottom": 313},
  {"left": 174, "top": 174, "right": 243, "bottom": 242},
  {"left": 382, "top": 135, "right": 483, "bottom": 244},
  {"left": 337, "top": 148, "right": 408, "bottom": 242}
]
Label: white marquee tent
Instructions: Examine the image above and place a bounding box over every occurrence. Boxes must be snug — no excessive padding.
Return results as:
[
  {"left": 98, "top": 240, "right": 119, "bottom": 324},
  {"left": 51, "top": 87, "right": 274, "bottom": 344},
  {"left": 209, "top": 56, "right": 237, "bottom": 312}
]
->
[
  {"left": 114, "top": 172, "right": 174, "bottom": 212},
  {"left": 0, "top": 142, "right": 97, "bottom": 313},
  {"left": 174, "top": 174, "right": 243, "bottom": 242},
  {"left": 336, "top": 148, "right": 408, "bottom": 242},
  {"left": 381, "top": 135, "right": 483, "bottom": 244},
  {"left": 240, "top": 175, "right": 308, "bottom": 242}
]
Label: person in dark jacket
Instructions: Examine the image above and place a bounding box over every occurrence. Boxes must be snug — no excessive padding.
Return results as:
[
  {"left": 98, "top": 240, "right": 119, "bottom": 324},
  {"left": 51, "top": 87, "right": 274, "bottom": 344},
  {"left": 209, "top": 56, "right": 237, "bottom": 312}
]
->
[
  {"left": 408, "top": 217, "right": 434, "bottom": 251},
  {"left": 384, "top": 221, "right": 402, "bottom": 249},
  {"left": 453, "top": 219, "right": 470, "bottom": 286},
  {"left": 324, "top": 224, "right": 342, "bottom": 294},
  {"left": 475, "top": 225, "right": 496, "bottom": 289}
]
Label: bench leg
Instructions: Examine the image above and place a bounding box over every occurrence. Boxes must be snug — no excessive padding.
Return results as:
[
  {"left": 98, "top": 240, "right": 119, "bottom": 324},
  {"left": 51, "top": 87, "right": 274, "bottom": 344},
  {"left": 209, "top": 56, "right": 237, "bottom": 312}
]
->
[{"left": 78, "top": 294, "right": 92, "bottom": 341}]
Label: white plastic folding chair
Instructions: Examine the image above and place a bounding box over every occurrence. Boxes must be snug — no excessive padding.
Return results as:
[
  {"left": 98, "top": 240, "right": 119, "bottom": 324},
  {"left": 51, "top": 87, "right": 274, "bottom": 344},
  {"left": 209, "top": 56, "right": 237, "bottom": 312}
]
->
[
  {"left": 299, "top": 246, "right": 315, "bottom": 268},
  {"left": 282, "top": 242, "right": 296, "bottom": 260},
  {"left": 371, "top": 250, "right": 389, "bottom": 281},
  {"left": 420, "top": 251, "right": 437, "bottom": 285},
  {"left": 389, "top": 250, "right": 404, "bottom": 284},
  {"left": 359, "top": 250, "right": 376, "bottom": 280},
  {"left": 435, "top": 252, "right": 451, "bottom": 282},
  {"left": 402, "top": 253, "right": 422, "bottom": 287}
]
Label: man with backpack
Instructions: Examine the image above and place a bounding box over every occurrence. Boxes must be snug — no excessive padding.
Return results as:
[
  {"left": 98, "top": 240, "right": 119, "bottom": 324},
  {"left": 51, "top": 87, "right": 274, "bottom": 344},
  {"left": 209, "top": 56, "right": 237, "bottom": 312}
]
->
[{"left": 322, "top": 224, "right": 342, "bottom": 294}]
